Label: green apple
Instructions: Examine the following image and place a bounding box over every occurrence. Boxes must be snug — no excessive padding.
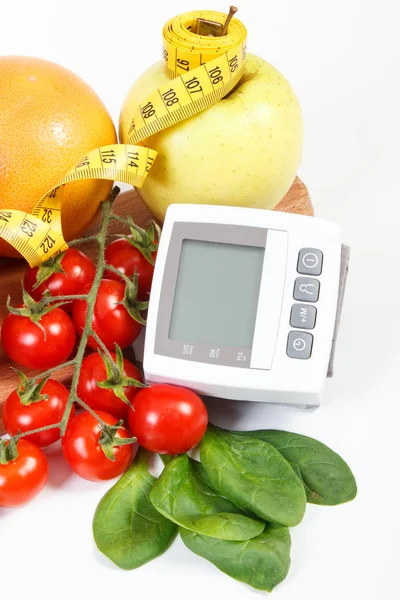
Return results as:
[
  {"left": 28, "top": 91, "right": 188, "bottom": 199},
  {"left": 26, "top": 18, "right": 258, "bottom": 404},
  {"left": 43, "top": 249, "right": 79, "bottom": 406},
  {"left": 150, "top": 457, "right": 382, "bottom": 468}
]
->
[{"left": 119, "top": 53, "right": 303, "bottom": 221}]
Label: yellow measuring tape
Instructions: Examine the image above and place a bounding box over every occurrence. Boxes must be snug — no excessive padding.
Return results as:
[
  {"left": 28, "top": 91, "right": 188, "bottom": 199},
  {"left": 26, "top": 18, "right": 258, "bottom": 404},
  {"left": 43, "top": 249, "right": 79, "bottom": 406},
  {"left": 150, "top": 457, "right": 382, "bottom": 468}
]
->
[{"left": 0, "top": 9, "right": 247, "bottom": 267}]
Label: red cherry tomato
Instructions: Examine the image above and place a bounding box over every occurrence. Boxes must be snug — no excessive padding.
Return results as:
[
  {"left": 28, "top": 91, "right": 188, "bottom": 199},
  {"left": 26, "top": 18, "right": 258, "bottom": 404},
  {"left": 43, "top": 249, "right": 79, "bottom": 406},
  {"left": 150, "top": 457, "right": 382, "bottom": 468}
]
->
[
  {"left": 105, "top": 237, "right": 157, "bottom": 301},
  {"left": 62, "top": 411, "right": 133, "bottom": 481},
  {"left": 1, "top": 307, "right": 76, "bottom": 370},
  {"left": 72, "top": 279, "right": 142, "bottom": 351},
  {"left": 24, "top": 248, "right": 95, "bottom": 311},
  {"left": 0, "top": 440, "right": 48, "bottom": 508},
  {"left": 77, "top": 352, "right": 143, "bottom": 421},
  {"left": 2, "top": 379, "right": 74, "bottom": 447},
  {"left": 128, "top": 384, "right": 208, "bottom": 454}
]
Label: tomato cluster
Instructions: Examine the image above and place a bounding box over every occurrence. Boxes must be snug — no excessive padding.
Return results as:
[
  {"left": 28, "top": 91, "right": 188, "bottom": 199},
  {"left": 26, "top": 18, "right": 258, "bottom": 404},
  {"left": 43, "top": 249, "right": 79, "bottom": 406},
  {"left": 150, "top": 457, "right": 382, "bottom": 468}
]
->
[{"left": 0, "top": 234, "right": 208, "bottom": 509}]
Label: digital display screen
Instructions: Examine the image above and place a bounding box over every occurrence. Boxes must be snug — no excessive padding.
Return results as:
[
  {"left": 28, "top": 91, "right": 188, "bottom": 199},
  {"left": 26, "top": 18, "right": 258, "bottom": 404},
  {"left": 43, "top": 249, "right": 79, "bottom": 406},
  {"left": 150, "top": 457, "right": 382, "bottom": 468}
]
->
[{"left": 169, "top": 240, "right": 265, "bottom": 348}]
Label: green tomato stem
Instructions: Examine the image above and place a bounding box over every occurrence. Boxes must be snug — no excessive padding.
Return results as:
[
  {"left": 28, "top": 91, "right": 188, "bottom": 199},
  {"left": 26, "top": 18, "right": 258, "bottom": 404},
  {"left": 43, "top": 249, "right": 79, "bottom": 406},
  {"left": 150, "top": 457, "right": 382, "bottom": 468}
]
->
[
  {"left": 39, "top": 294, "right": 88, "bottom": 304},
  {"left": 88, "top": 329, "right": 116, "bottom": 363},
  {"left": 29, "top": 360, "right": 77, "bottom": 383},
  {"left": 0, "top": 187, "right": 125, "bottom": 447},
  {"left": 67, "top": 235, "right": 100, "bottom": 247},
  {"left": 0, "top": 437, "right": 19, "bottom": 464},
  {"left": 73, "top": 396, "right": 108, "bottom": 428},
  {"left": 112, "top": 436, "right": 137, "bottom": 446},
  {"left": 59, "top": 187, "right": 120, "bottom": 436},
  {"left": 103, "top": 262, "right": 135, "bottom": 288},
  {"left": 109, "top": 214, "right": 136, "bottom": 229},
  {"left": 88, "top": 330, "right": 120, "bottom": 382},
  {"left": 14, "top": 422, "right": 62, "bottom": 441}
]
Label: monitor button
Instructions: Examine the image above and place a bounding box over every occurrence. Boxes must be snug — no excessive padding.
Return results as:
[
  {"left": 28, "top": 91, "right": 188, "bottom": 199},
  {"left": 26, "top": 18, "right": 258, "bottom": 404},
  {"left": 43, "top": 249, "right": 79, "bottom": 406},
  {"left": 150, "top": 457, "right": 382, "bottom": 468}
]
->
[
  {"left": 287, "top": 331, "right": 313, "bottom": 359},
  {"left": 297, "top": 248, "right": 323, "bottom": 275}
]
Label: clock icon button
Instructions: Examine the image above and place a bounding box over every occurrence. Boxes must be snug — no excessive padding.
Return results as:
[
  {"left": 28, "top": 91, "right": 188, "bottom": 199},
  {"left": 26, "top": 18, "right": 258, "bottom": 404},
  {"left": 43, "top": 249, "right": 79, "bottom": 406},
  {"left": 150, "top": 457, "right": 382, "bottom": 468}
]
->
[{"left": 287, "top": 331, "right": 313, "bottom": 359}]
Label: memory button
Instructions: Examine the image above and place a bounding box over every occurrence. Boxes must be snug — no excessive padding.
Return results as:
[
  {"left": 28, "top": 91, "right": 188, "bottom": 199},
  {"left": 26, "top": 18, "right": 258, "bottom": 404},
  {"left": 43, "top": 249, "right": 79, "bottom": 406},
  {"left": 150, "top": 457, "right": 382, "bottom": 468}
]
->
[{"left": 290, "top": 304, "right": 317, "bottom": 329}]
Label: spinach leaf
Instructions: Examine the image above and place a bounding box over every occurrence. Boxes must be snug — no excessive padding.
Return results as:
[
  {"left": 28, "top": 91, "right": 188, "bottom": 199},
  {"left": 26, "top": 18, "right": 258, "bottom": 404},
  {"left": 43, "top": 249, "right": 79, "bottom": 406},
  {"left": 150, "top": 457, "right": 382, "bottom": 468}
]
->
[
  {"left": 181, "top": 523, "right": 291, "bottom": 592},
  {"left": 93, "top": 449, "right": 177, "bottom": 569},
  {"left": 149, "top": 453, "right": 264, "bottom": 541},
  {"left": 235, "top": 430, "right": 357, "bottom": 505},
  {"left": 200, "top": 425, "right": 306, "bottom": 527},
  {"left": 190, "top": 457, "right": 213, "bottom": 486},
  {"left": 190, "top": 458, "right": 259, "bottom": 519}
]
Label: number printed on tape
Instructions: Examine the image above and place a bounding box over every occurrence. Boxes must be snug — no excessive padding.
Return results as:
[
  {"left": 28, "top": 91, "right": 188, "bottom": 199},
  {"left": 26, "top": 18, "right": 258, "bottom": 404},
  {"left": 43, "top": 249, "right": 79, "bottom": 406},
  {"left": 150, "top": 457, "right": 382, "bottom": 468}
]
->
[{"left": 0, "top": 9, "right": 247, "bottom": 266}]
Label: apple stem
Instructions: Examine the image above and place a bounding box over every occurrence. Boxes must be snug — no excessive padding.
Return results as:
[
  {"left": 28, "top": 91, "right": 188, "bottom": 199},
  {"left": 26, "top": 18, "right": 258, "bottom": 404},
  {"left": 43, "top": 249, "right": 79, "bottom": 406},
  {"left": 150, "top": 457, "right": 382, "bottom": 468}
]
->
[{"left": 222, "top": 6, "right": 238, "bottom": 36}]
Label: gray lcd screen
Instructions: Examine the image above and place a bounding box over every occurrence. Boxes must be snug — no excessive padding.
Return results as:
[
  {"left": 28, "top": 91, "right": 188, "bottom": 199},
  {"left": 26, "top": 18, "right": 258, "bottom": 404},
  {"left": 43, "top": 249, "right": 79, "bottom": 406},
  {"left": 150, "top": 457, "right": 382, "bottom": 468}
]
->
[{"left": 168, "top": 240, "right": 265, "bottom": 348}]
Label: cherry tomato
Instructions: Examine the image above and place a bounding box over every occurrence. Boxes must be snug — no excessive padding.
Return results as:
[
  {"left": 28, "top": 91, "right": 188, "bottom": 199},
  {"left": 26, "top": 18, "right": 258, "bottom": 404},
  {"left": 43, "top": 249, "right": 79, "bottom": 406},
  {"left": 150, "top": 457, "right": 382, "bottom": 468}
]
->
[
  {"left": 62, "top": 411, "right": 133, "bottom": 481},
  {"left": 128, "top": 384, "right": 208, "bottom": 454},
  {"left": 105, "top": 237, "right": 157, "bottom": 301},
  {"left": 72, "top": 279, "right": 142, "bottom": 351},
  {"left": 0, "top": 439, "right": 48, "bottom": 507},
  {"left": 1, "top": 307, "right": 76, "bottom": 370},
  {"left": 24, "top": 248, "right": 95, "bottom": 310},
  {"left": 77, "top": 352, "right": 143, "bottom": 421},
  {"left": 2, "top": 379, "right": 74, "bottom": 447}
]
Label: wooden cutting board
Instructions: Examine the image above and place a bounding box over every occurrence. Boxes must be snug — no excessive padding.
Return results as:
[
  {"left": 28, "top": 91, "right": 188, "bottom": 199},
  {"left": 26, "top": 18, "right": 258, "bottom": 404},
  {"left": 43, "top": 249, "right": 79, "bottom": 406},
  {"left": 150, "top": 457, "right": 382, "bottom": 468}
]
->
[{"left": 0, "top": 178, "right": 312, "bottom": 434}]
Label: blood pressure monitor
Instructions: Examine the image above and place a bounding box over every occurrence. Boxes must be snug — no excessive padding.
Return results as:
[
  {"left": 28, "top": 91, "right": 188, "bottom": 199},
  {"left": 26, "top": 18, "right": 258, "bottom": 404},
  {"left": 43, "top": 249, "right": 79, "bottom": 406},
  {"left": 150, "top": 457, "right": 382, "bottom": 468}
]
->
[{"left": 143, "top": 204, "right": 344, "bottom": 407}]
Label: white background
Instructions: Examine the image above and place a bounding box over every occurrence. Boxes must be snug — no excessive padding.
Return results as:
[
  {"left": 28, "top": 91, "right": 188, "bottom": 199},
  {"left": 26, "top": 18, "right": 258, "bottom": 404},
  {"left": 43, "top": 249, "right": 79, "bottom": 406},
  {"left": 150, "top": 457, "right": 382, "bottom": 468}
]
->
[{"left": 1, "top": 1, "right": 399, "bottom": 598}]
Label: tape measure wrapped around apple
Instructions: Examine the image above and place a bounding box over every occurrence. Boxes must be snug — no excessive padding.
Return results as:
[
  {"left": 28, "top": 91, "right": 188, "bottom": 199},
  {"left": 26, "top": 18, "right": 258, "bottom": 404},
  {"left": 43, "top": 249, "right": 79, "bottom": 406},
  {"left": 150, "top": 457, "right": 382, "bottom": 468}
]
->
[
  {"left": 0, "top": 7, "right": 303, "bottom": 267},
  {"left": 120, "top": 8, "right": 303, "bottom": 222}
]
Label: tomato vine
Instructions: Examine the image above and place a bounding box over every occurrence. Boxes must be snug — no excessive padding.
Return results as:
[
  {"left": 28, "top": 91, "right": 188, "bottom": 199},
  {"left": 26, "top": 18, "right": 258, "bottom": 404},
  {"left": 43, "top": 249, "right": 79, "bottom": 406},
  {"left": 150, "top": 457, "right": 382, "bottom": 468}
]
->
[{"left": 2, "top": 186, "right": 145, "bottom": 459}]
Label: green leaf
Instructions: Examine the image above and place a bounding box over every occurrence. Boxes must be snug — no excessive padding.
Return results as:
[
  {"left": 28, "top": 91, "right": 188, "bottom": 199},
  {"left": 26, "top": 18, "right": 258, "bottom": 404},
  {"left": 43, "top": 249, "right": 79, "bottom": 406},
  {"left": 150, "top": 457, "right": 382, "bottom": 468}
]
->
[
  {"left": 159, "top": 454, "right": 174, "bottom": 466},
  {"left": 33, "top": 251, "right": 66, "bottom": 289},
  {"left": 236, "top": 430, "right": 357, "bottom": 506},
  {"left": 0, "top": 437, "right": 20, "bottom": 464},
  {"left": 190, "top": 457, "right": 213, "bottom": 486},
  {"left": 122, "top": 272, "right": 148, "bottom": 325},
  {"left": 15, "top": 371, "right": 50, "bottom": 405},
  {"left": 181, "top": 523, "right": 291, "bottom": 593},
  {"left": 117, "top": 218, "right": 159, "bottom": 265},
  {"left": 149, "top": 454, "right": 264, "bottom": 541},
  {"left": 95, "top": 345, "right": 146, "bottom": 405},
  {"left": 93, "top": 449, "right": 177, "bottom": 569},
  {"left": 200, "top": 425, "right": 306, "bottom": 527},
  {"left": 147, "top": 219, "right": 161, "bottom": 249}
]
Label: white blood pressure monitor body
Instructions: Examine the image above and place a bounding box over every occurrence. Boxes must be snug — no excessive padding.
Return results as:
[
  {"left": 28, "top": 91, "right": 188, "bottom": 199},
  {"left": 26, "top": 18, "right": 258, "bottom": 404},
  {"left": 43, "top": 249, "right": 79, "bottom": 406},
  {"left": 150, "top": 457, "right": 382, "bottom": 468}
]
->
[{"left": 144, "top": 204, "right": 342, "bottom": 407}]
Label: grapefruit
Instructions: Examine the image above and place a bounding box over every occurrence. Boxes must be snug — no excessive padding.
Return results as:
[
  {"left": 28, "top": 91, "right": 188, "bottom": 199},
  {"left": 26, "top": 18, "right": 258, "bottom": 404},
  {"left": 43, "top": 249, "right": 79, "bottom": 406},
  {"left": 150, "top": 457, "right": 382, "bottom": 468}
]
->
[{"left": 0, "top": 56, "right": 117, "bottom": 258}]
